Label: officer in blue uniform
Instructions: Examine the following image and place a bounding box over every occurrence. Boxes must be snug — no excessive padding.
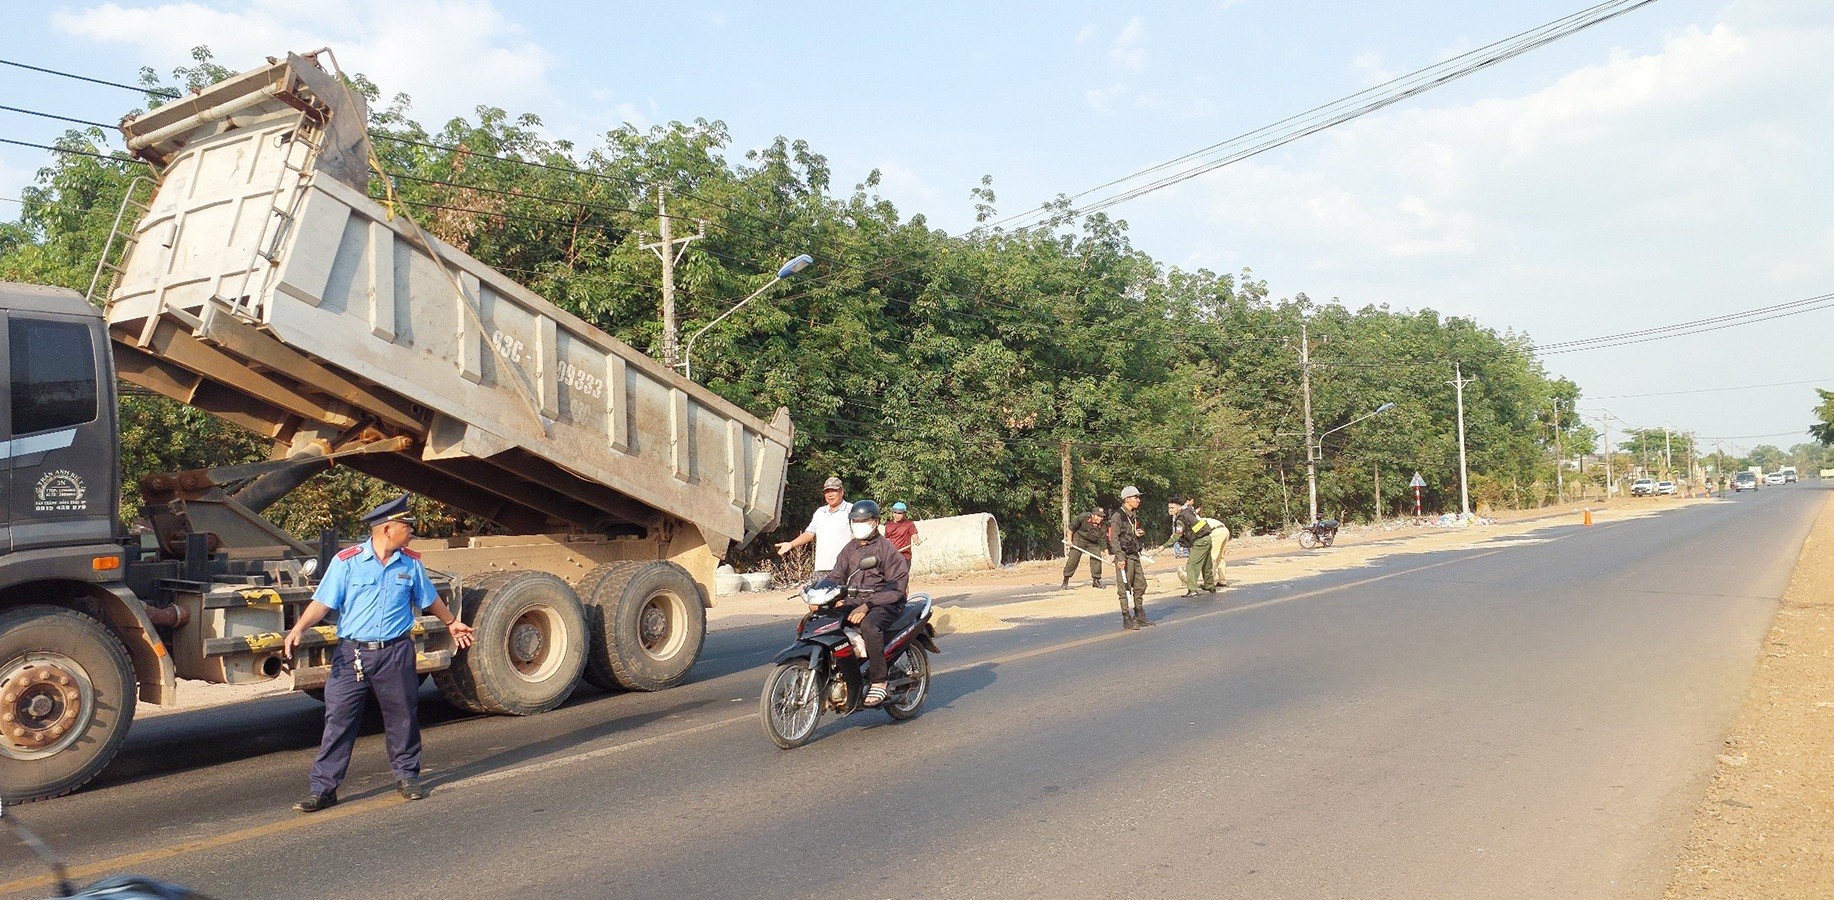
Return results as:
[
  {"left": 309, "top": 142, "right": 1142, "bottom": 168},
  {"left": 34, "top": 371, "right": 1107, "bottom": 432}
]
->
[{"left": 283, "top": 494, "right": 475, "bottom": 812}]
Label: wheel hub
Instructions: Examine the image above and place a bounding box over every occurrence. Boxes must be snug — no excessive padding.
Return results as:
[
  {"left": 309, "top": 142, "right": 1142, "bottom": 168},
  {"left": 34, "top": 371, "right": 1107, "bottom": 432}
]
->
[
  {"left": 2, "top": 663, "right": 84, "bottom": 751},
  {"left": 639, "top": 604, "right": 669, "bottom": 647},
  {"left": 509, "top": 622, "right": 544, "bottom": 664}
]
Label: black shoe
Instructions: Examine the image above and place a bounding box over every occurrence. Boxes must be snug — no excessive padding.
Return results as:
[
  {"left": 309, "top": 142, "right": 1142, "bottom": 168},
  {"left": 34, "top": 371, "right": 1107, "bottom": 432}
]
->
[
  {"left": 1181, "top": 590, "right": 1198, "bottom": 598},
  {"left": 1122, "top": 617, "right": 1140, "bottom": 631},
  {"left": 397, "top": 778, "right": 427, "bottom": 801},
  {"left": 1134, "top": 612, "right": 1154, "bottom": 626},
  {"left": 1060, "top": 577, "right": 1071, "bottom": 590},
  {"left": 293, "top": 790, "right": 337, "bottom": 813},
  {"left": 1092, "top": 580, "right": 1105, "bottom": 588}
]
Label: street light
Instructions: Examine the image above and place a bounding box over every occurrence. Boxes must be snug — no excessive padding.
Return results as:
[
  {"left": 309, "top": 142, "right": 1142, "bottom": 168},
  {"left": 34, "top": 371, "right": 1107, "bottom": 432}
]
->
[
  {"left": 678, "top": 254, "right": 814, "bottom": 381},
  {"left": 1308, "top": 402, "right": 1395, "bottom": 523}
]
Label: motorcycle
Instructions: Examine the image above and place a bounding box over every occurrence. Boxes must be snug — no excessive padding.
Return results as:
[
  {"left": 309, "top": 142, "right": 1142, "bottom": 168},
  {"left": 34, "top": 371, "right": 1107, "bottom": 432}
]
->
[
  {"left": 5, "top": 813, "right": 213, "bottom": 899},
  {"left": 760, "top": 556, "right": 940, "bottom": 748},
  {"left": 1297, "top": 518, "right": 1340, "bottom": 549}
]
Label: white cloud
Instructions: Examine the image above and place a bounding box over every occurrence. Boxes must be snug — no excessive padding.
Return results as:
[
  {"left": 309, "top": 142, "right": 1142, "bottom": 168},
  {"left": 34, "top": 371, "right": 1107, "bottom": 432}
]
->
[
  {"left": 1085, "top": 83, "right": 1127, "bottom": 113},
  {"left": 1351, "top": 51, "right": 1393, "bottom": 87},
  {"left": 1075, "top": 24, "right": 1098, "bottom": 45},
  {"left": 51, "top": 0, "right": 581, "bottom": 129},
  {"left": 1140, "top": 0, "right": 1834, "bottom": 436},
  {"left": 1110, "top": 16, "right": 1149, "bottom": 71},
  {"left": 705, "top": 11, "right": 727, "bottom": 27}
]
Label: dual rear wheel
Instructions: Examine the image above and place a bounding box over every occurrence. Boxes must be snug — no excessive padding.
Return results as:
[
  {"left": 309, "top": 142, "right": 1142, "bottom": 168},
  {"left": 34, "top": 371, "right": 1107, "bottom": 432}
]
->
[{"left": 435, "top": 562, "right": 707, "bottom": 715}]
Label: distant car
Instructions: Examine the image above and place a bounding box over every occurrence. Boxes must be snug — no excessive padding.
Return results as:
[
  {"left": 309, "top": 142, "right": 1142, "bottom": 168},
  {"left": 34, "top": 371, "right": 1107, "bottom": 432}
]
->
[
  {"left": 1630, "top": 478, "right": 1657, "bottom": 496},
  {"left": 1656, "top": 480, "right": 1677, "bottom": 495},
  {"left": 1733, "top": 472, "right": 1759, "bottom": 492},
  {"left": 1765, "top": 472, "right": 1786, "bottom": 486},
  {"left": 1783, "top": 469, "right": 1798, "bottom": 483}
]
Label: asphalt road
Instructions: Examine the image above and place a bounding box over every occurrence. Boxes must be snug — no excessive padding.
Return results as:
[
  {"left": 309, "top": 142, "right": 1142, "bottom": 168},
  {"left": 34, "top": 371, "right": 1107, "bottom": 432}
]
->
[{"left": 0, "top": 485, "right": 1821, "bottom": 899}]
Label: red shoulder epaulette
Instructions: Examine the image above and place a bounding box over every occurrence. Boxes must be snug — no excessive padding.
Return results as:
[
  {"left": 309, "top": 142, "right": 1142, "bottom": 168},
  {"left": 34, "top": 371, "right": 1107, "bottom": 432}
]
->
[
  {"left": 400, "top": 547, "right": 422, "bottom": 560},
  {"left": 336, "top": 545, "right": 363, "bottom": 560}
]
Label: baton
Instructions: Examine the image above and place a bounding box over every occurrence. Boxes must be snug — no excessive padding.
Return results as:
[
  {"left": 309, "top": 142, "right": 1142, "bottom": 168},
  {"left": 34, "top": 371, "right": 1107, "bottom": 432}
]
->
[{"left": 1062, "top": 539, "right": 1106, "bottom": 561}]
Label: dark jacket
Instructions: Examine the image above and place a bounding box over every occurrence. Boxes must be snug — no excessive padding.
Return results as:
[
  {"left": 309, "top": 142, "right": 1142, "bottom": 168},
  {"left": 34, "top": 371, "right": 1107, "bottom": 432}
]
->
[
  {"left": 1069, "top": 513, "right": 1107, "bottom": 546},
  {"left": 827, "top": 532, "right": 910, "bottom": 608},
  {"left": 1166, "top": 505, "right": 1214, "bottom": 549},
  {"left": 1107, "top": 506, "right": 1146, "bottom": 558}
]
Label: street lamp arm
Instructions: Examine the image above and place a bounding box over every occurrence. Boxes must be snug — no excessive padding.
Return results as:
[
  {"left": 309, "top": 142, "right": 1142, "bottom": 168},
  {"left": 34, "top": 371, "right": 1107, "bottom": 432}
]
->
[
  {"left": 680, "top": 274, "right": 781, "bottom": 376},
  {"left": 1317, "top": 402, "right": 1396, "bottom": 441}
]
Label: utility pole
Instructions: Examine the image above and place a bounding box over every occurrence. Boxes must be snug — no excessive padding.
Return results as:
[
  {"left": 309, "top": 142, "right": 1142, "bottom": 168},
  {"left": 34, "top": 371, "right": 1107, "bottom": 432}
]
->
[
  {"left": 1663, "top": 424, "right": 1672, "bottom": 478},
  {"left": 1449, "top": 363, "right": 1474, "bottom": 517},
  {"left": 1551, "top": 399, "right": 1564, "bottom": 504},
  {"left": 1061, "top": 440, "right": 1073, "bottom": 537},
  {"left": 639, "top": 186, "right": 705, "bottom": 368},
  {"left": 1301, "top": 322, "right": 1318, "bottom": 525},
  {"left": 1602, "top": 414, "right": 1614, "bottom": 499}
]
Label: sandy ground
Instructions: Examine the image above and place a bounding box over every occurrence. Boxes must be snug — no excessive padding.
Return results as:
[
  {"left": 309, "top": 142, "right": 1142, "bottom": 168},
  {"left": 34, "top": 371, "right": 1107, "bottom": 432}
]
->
[
  {"left": 1665, "top": 490, "right": 1834, "bottom": 899},
  {"left": 139, "top": 495, "right": 1706, "bottom": 717}
]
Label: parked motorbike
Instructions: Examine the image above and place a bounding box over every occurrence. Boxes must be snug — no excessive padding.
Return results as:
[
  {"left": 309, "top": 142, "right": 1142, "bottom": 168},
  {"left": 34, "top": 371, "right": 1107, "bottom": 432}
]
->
[
  {"left": 1297, "top": 519, "right": 1340, "bottom": 549},
  {"left": 760, "top": 557, "right": 940, "bottom": 748}
]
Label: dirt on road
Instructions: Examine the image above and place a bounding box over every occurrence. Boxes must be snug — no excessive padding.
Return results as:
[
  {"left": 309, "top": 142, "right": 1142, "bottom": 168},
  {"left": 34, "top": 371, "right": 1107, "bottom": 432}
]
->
[{"left": 1665, "top": 491, "right": 1834, "bottom": 899}]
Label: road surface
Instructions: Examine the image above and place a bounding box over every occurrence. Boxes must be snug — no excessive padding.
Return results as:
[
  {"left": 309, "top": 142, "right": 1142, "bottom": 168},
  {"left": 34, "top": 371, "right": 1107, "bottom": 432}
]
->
[{"left": 0, "top": 485, "right": 1820, "bottom": 899}]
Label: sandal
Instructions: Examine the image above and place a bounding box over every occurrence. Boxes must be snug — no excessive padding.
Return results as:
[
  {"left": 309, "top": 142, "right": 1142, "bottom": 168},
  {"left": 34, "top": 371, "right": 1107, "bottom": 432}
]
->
[{"left": 863, "top": 684, "right": 889, "bottom": 707}]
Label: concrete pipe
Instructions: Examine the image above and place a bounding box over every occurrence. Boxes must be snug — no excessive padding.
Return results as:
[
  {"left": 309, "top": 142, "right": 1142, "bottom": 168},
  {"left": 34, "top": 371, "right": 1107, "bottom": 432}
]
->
[{"left": 909, "top": 513, "right": 1002, "bottom": 577}]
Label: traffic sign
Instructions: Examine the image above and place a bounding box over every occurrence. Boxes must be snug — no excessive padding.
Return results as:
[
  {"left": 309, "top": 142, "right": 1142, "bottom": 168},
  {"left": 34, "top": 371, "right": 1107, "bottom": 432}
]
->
[{"left": 1409, "top": 472, "right": 1426, "bottom": 488}]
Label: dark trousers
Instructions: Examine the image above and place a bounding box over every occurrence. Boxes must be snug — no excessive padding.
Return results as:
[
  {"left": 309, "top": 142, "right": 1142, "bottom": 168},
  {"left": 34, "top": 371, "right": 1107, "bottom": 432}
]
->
[
  {"left": 1062, "top": 538, "right": 1104, "bottom": 582},
  {"left": 1115, "top": 555, "right": 1147, "bottom": 608},
  {"left": 856, "top": 603, "right": 902, "bottom": 683},
  {"left": 309, "top": 637, "right": 421, "bottom": 793}
]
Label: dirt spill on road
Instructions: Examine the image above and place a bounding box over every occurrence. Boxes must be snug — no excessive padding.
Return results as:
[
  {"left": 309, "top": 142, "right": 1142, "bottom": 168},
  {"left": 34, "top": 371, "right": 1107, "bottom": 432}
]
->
[{"left": 1666, "top": 491, "right": 1834, "bottom": 899}]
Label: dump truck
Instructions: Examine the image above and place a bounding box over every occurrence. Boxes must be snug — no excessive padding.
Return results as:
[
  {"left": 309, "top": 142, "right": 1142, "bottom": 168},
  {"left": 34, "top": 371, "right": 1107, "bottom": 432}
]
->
[{"left": 0, "top": 50, "right": 793, "bottom": 801}]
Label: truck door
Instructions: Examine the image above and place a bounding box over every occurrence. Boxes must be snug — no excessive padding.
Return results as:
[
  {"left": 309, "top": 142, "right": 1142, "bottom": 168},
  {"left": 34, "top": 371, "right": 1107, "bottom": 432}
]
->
[{"left": 7, "top": 312, "right": 112, "bottom": 551}]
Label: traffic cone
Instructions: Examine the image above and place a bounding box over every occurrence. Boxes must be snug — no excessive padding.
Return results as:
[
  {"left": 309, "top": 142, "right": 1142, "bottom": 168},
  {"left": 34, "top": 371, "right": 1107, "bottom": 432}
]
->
[{"left": 1582, "top": 508, "right": 1593, "bottom": 527}]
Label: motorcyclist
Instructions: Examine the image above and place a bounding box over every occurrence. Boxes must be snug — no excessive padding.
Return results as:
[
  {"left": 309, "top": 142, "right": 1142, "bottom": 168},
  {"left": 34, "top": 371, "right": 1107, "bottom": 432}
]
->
[{"left": 824, "top": 499, "right": 910, "bottom": 707}]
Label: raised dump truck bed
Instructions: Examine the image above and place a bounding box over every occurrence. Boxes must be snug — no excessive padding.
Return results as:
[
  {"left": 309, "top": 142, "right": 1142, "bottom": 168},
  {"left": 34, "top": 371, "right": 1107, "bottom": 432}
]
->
[{"left": 105, "top": 52, "right": 793, "bottom": 565}]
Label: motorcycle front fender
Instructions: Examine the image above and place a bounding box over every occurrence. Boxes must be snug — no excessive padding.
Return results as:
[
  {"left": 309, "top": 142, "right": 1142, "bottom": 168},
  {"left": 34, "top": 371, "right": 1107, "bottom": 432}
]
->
[{"left": 771, "top": 641, "right": 829, "bottom": 667}]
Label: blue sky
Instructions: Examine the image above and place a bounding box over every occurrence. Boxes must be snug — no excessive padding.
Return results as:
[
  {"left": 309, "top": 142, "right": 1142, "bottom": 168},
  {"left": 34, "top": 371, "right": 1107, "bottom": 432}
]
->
[{"left": 3, "top": 0, "right": 1831, "bottom": 456}]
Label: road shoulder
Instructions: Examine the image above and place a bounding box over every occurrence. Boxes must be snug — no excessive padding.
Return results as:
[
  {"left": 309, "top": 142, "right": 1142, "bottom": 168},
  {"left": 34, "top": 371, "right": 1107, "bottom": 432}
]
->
[{"left": 1666, "top": 490, "right": 1834, "bottom": 899}]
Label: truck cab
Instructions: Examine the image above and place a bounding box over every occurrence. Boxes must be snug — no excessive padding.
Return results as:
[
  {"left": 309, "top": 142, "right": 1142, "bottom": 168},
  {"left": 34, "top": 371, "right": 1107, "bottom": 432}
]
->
[{"left": 0, "top": 283, "right": 170, "bottom": 803}]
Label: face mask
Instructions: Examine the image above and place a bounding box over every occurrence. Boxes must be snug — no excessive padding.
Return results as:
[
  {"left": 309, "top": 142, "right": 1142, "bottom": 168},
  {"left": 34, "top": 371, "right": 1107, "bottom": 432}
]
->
[{"left": 850, "top": 522, "right": 876, "bottom": 540}]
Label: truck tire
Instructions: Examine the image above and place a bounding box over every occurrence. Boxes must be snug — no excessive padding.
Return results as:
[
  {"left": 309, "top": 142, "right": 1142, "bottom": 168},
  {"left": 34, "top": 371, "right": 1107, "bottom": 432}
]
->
[
  {"left": 574, "top": 562, "right": 643, "bottom": 692},
  {"left": 432, "top": 572, "right": 587, "bottom": 716},
  {"left": 0, "top": 605, "right": 136, "bottom": 802},
  {"left": 579, "top": 561, "right": 706, "bottom": 692}
]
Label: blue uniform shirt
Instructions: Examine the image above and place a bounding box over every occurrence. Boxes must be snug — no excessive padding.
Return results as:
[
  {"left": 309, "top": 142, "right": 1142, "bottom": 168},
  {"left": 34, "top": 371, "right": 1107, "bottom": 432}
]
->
[{"left": 312, "top": 540, "right": 439, "bottom": 641}]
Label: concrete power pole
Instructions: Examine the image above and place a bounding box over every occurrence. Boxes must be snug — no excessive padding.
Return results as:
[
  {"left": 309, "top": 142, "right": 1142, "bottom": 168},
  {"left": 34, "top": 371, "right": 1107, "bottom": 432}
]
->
[
  {"left": 1301, "top": 322, "right": 1319, "bottom": 525},
  {"left": 1663, "top": 424, "right": 1673, "bottom": 477},
  {"left": 1449, "top": 363, "right": 1475, "bottom": 517},
  {"left": 1551, "top": 399, "right": 1564, "bottom": 504},
  {"left": 1602, "top": 414, "right": 1614, "bottom": 499},
  {"left": 639, "top": 186, "right": 705, "bottom": 368}
]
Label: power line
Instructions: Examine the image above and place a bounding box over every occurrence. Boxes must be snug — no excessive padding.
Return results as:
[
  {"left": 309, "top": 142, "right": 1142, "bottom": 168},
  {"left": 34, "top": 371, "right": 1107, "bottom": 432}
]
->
[
  {"left": 0, "top": 136, "right": 139, "bottom": 164},
  {"left": 0, "top": 105, "right": 116, "bottom": 131},
  {"left": 0, "top": 57, "right": 181, "bottom": 99},
  {"left": 993, "top": 0, "right": 1660, "bottom": 231},
  {"left": 1590, "top": 376, "right": 1834, "bottom": 400}
]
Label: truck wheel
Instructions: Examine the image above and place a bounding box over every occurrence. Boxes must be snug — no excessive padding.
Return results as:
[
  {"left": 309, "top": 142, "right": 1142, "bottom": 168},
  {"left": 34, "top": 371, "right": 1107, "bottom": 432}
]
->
[
  {"left": 432, "top": 572, "right": 587, "bottom": 716},
  {"left": 574, "top": 562, "right": 644, "bottom": 692},
  {"left": 579, "top": 561, "right": 706, "bottom": 692},
  {"left": 0, "top": 605, "right": 136, "bottom": 802}
]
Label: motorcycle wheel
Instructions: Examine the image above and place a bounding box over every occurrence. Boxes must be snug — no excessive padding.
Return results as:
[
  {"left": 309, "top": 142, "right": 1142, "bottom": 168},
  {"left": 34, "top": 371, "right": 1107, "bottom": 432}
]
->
[
  {"left": 1322, "top": 532, "right": 1336, "bottom": 548},
  {"left": 760, "top": 659, "right": 822, "bottom": 749},
  {"left": 1298, "top": 530, "right": 1319, "bottom": 550},
  {"left": 884, "top": 647, "right": 930, "bottom": 721}
]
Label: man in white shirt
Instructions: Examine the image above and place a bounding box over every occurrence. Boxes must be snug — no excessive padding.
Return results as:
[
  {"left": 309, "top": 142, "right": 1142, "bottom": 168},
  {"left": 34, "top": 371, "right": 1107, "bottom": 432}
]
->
[{"left": 774, "top": 475, "right": 853, "bottom": 582}]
